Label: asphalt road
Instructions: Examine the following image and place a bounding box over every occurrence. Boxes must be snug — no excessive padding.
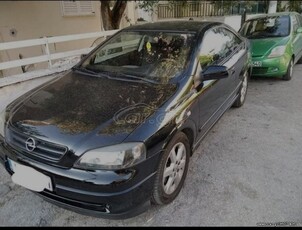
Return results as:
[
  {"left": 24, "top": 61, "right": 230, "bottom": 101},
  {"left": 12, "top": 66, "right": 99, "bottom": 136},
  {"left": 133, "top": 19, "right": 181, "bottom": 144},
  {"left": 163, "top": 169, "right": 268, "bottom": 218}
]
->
[{"left": 0, "top": 66, "right": 302, "bottom": 226}]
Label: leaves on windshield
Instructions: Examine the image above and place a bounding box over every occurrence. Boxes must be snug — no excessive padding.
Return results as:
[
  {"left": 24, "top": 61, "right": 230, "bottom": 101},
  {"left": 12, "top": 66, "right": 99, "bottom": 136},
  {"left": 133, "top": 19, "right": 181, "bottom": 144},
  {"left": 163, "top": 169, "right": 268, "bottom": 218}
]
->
[{"left": 81, "top": 31, "right": 195, "bottom": 83}]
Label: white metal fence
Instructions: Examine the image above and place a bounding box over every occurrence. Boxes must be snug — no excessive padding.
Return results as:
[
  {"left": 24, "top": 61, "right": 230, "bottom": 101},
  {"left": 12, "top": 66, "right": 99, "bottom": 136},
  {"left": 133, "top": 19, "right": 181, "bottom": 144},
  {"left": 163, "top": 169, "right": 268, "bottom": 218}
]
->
[{"left": 0, "top": 29, "right": 119, "bottom": 72}]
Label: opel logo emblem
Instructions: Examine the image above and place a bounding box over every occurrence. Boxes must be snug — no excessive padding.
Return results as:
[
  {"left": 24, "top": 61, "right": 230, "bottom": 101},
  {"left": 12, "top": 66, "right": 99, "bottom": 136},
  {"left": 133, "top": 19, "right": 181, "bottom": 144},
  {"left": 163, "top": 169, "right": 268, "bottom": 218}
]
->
[{"left": 25, "top": 137, "right": 36, "bottom": 152}]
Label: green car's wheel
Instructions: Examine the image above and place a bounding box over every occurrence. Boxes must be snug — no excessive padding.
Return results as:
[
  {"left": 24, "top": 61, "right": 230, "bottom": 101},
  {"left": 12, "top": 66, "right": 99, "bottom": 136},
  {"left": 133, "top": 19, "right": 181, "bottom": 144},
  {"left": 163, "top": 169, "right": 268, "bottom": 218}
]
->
[{"left": 283, "top": 58, "right": 293, "bottom": 81}]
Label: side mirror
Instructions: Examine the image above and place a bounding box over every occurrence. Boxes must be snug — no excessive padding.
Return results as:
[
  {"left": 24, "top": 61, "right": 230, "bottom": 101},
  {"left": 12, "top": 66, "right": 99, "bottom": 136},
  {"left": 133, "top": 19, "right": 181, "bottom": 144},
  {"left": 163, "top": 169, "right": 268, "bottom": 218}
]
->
[
  {"left": 201, "top": 65, "right": 229, "bottom": 81},
  {"left": 297, "top": 27, "right": 302, "bottom": 33}
]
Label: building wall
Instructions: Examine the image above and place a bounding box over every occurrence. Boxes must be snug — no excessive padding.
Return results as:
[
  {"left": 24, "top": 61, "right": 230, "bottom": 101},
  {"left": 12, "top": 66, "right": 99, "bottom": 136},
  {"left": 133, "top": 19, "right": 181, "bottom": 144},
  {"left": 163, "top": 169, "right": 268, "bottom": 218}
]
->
[
  {"left": 121, "top": 1, "right": 139, "bottom": 27},
  {"left": 0, "top": 1, "right": 138, "bottom": 77},
  {"left": 0, "top": 1, "right": 102, "bottom": 40},
  {"left": 0, "top": 1, "right": 103, "bottom": 76}
]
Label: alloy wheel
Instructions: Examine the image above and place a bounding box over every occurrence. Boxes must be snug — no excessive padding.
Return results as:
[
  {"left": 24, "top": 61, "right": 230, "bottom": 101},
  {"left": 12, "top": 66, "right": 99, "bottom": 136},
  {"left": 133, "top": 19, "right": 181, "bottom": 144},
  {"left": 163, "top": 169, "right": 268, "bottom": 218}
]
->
[{"left": 162, "top": 142, "right": 187, "bottom": 195}]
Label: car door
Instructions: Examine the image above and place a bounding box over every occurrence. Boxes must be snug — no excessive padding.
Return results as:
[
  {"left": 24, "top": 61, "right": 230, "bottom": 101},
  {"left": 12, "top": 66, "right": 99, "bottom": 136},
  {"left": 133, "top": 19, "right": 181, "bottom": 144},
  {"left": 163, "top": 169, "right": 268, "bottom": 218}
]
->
[
  {"left": 292, "top": 15, "right": 302, "bottom": 62},
  {"left": 195, "top": 26, "right": 245, "bottom": 142}
]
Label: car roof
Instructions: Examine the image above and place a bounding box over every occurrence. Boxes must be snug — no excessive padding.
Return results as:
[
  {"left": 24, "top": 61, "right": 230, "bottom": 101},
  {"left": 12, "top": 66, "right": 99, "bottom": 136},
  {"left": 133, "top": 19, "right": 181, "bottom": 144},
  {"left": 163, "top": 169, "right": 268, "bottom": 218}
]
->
[
  {"left": 246, "top": 12, "right": 300, "bottom": 21},
  {"left": 122, "top": 21, "right": 221, "bottom": 33}
]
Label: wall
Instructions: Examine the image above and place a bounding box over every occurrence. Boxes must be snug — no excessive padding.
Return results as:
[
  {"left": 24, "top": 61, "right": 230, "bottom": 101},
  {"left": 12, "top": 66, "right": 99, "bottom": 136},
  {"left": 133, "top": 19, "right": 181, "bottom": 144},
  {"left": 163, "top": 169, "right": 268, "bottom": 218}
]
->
[
  {"left": 0, "top": 1, "right": 102, "bottom": 77},
  {"left": 120, "top": 1, "right": 138, "bottom": 27}
]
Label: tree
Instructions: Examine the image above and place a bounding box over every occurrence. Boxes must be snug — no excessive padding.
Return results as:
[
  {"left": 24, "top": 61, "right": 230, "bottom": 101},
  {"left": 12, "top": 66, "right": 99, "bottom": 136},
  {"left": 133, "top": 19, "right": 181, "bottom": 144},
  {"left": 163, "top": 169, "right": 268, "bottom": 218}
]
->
[
  {"left": 100, "top": 1, "right": 183, "bottom": 30},
  {"left": 100, "top": 1, "right": 128, "bottom": 30},
  {"left": 100, "top": 0, "right": 278, "bottom": 31},
  {"left": 211, "top": 0, "right": 240, "bottom": 14},
  {"left": 285, "top": 0, "right": 302, "bottom": 13},
  {"left": 137, "top": 0, "right": 159, "bottom": 13},
  {"left": 276, "top": 0, "right": 302, "bottom": 13},
  {"left": 211, "top": 0, "right": 269, "bottom": 15}
]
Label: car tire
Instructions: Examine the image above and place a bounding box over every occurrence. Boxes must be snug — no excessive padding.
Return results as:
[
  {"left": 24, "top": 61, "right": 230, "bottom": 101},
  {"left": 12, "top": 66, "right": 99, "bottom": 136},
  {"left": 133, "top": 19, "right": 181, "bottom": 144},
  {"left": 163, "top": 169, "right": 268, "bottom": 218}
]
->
[
  {"left": 151, "top": 132, "right": 190, "bottom": 205},
  {"left": 283, "top": 58, "right": 293, "bottom": 81},
  {"left": 233, "top": 70, "right": 249, "bottom": 108}
]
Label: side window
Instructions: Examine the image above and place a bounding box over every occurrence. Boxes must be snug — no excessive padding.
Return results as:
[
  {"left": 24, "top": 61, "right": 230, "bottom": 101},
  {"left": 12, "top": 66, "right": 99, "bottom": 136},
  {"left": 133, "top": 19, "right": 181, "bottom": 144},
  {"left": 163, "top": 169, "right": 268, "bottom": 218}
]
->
[{"left": 198, "top": 27, "right": 242, "bottom": 69}]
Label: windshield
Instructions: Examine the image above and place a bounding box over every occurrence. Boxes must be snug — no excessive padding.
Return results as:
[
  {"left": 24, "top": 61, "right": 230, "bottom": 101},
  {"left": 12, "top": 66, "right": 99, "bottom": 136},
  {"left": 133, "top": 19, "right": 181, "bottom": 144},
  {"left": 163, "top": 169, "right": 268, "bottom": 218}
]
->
[
  {"left": 80, "top": 31, "right": 196, "bottom": 83},
  {"left": 240, "top": 15, "right": 290, "bottom": 39}
]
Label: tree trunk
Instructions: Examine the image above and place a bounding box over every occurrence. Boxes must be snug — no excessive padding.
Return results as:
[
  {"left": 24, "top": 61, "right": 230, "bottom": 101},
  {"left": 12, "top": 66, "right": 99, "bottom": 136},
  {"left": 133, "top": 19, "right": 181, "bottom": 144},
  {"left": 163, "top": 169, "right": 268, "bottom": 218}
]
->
[{"left": 100, "top": 1, "right": 128, "bottom": 30}]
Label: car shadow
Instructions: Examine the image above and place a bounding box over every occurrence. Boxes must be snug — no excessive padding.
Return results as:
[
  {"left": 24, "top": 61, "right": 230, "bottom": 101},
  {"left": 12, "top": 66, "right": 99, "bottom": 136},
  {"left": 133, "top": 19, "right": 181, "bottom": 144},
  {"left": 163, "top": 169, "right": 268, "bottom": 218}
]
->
[
  {"left": 249, "top": 76, "right": 286, "bottom": 85},
  {"left": 250, "top": 76, "right": 284, "bottom": 81}
]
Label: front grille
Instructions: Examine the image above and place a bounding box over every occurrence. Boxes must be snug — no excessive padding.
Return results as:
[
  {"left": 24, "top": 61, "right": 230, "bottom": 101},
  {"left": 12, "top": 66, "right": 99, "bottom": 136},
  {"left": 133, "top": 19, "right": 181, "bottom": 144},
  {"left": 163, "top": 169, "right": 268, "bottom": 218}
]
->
[
  {"left": 7, "top": 128, "right": 67, "bottom": 162},
  {"left": 252, "top": 67, "right": 269, "bottom": 75}
]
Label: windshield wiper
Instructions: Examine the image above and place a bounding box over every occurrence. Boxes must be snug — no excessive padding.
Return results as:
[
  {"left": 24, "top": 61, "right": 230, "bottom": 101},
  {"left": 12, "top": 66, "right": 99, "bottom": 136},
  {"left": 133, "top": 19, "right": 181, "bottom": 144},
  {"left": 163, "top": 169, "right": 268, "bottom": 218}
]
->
[
  {"left": 72, "top": 66, "right": 113, "bottom": 79},
  {"left": 111, "top": 72, "right": 159, "bottom": 84},
  {"left": 73, "top": 67, "right": 159, "bottom": 84},
  {"left": 73, "top": 66, "right": 99, "bottom": 75}
]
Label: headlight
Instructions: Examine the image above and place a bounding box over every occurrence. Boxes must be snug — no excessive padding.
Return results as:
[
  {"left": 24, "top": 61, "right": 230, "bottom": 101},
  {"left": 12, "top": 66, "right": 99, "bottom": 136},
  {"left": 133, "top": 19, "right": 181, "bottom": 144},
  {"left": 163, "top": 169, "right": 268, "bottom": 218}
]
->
[
  {"left": 0, "top": 109, "right": 6, "bottom": 137},
  {"left": 268, "top": 45, "right": 286, "bottom": 58},
  {"left": 74, "top": 142, "right": 146, "bottom": 170}
]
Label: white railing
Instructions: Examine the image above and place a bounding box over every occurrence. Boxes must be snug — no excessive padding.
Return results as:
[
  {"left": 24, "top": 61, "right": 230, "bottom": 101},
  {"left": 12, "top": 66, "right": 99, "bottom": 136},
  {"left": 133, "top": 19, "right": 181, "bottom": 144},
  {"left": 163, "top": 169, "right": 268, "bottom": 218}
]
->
[{"left": 0, "top": 29, "right": 119, "bottom": 71}]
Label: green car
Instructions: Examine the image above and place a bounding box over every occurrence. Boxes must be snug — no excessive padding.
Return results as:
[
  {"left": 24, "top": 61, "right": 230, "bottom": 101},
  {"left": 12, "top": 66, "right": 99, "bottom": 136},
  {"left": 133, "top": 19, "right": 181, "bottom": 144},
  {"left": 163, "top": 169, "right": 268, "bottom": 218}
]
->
[{"left": 240, "top": 12, "right": 302, "bottom": 80}]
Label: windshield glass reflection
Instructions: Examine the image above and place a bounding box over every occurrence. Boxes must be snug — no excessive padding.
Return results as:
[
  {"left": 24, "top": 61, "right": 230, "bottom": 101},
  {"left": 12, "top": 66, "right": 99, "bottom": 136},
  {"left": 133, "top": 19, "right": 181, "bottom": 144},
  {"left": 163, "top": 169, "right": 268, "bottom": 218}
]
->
[{"left": 81, "top": 31, "right": 196, "bottom": 83}]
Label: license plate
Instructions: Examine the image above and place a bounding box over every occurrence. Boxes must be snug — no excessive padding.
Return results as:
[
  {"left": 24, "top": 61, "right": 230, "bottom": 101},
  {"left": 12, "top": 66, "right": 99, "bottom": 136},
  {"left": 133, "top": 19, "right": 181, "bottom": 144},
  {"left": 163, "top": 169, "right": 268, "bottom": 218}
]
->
[
  {"left": 253, "top": 61, "right": 262, "bottom": 67},
  {"left": 8, "top": 159, "right": 53, "bottom": 192}
]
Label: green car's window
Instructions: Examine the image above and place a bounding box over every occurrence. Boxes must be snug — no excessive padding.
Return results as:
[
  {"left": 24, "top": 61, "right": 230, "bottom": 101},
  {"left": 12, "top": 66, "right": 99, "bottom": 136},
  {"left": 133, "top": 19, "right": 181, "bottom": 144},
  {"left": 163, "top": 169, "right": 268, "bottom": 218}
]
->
[{"left": 240, "top": 15, "right": 290, "bottom": 39}]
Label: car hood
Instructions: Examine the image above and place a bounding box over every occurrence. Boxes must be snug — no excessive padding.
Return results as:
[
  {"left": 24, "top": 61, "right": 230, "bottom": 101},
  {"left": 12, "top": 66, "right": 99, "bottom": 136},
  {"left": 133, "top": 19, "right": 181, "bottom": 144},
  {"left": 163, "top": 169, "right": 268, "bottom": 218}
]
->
[
  {"left": 9, "top": 71, "right": 177, "bottom": 151},
  {"left": 250, "top": 37, "right": 290, "bottom": 57}
]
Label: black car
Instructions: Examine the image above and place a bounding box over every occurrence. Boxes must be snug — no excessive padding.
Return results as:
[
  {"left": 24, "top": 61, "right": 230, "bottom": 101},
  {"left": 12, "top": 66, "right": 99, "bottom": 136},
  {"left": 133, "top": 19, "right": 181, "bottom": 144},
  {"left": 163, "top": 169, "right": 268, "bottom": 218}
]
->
[{"left": 0, "top": 21, "right": 251, "bottom": 219}]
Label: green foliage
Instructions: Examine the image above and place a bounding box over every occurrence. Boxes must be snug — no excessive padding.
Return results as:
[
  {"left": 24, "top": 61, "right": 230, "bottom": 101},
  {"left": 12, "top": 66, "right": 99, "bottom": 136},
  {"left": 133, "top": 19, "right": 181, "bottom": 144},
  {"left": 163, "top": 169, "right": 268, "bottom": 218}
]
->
[
  {"left": 138, "top": 0, "right": 189, "bottom": 13},
  {"left": 277, "top": 0, "right": 302, "bottom": 13},
  {"left": 210, "top": 0, "right": 264, "bottom": 14},
  {"left": 137, "top": 0, "right": 160, "bottom": 12},
  {"left": 211, "top": 0, "right": 240, "bottom": 9},
  {"left": 286, "top": 0, "right": 302, "bottom": 13}
]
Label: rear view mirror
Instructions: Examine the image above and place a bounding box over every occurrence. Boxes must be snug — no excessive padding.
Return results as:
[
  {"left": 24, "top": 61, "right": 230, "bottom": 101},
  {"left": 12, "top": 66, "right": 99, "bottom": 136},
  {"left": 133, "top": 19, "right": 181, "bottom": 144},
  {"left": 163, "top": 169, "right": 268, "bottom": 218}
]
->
[{"left": 201, "top": 65, "right": 229, "bottom": 81}]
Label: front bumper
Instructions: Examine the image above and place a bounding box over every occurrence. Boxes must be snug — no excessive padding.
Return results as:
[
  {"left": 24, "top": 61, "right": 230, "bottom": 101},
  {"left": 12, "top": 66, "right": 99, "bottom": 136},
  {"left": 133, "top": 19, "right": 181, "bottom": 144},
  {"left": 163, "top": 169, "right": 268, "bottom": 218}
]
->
[
  {"left": 0, "top": 139, "right": 161, "bottom": 219},
  {"left": 251, "top": 54, "right": 291, "bottom": 77}
]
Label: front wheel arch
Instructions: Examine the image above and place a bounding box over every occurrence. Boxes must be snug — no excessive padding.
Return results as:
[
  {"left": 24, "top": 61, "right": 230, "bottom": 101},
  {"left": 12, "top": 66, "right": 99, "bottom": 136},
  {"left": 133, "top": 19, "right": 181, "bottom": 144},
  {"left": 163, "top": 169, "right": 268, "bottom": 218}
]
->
[
  {"left": 180, "top": 128, "right": 195, "bottom": 155},
  {"left": 161, "top": 119, "right": 197, "bottom": 155}
]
